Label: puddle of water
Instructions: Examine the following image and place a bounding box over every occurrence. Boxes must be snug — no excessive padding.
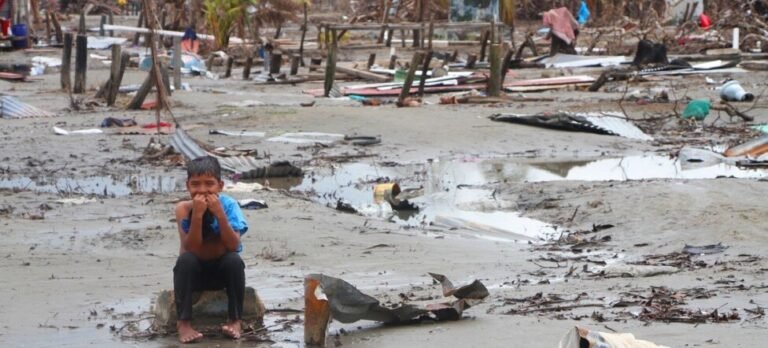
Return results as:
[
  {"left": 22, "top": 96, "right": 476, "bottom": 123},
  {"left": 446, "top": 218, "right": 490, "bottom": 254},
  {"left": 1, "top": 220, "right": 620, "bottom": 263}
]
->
[
  {"left": 245, "top": 155, "right": 768, "bottom": 241},
  {"left": 0, "top": 174, "right": 185, "bottom": 197}
]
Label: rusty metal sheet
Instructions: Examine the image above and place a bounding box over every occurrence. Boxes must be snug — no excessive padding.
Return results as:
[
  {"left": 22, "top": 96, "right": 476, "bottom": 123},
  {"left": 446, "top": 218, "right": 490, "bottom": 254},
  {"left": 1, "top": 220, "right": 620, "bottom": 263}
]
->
[
  {"left": 490, "top": 112, "right": 652, "bottom": 141},
  {"left": 170, "top": 127, "right": 265, "bottom": 174},
  {"left": 1, "top": 96, "right": 56, "bottom": 119}
]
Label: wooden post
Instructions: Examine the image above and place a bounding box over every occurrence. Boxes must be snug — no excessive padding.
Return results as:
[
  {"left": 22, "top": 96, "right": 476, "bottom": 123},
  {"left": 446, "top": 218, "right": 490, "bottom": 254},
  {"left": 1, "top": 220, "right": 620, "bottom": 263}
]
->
[
  {"left": 133, "top": 12, "right": 144, "bottom": 46},
  {"left": 290, "top": 55, "right": 300, "bottom": 75},
  {"left": 398, "top": 51, "right": 424, "bottom": 105},
  {"left": 104, "top": 45, "right": 122, "bottom": 104},
  {"left": 487, "top": 43, "right": 501, "bottom": 97},
  {"left": 304, "top": 276, "right": 331, "bottom": 346},
  {"left": 161, "top": 63, "right": 172, "bottom": 96},
  {"left": 388, "top": 55, "right": 397, "bottom": 69},
  {"left": 225, "top": 56, "right": 234, "bottom": 78},
  {"left": 309, "top": 57, "right": 322, "bottom": 72},
  {"left": 501, "top": 43, "right": 514, "bottom": 83},
  {"left": 377, "top": 0, "right": 391, "bottom": 44},
  {"left": 243, "top": 53, "right": 253, "bottom": 79},
  {"left": 61, "top": 33, "right": 72, "bottom": 90},
  {"left": 173, "top": 37, "right": 182, "bottom": 90},
  {"left": 100, "top": 15, "right": 106, "bottom": 36},
  {"left": 450, "top": 50, "right": 458, "bottom": 62},
  {"left": 299, "top": 2, "right": 308, "bottom": 67},
  {"left": 400, "top": 29, "right": 406, "bottom": 47},
  {"left": 385, "top": 28, "right": 394, "bottom": 47},
  {"left": 127, "top": 72, "right": 155, "bottom": 110},
  {"left": 479, "top": 29, "right": 490, "bottom": 62},
  {"left": 74, "top": 14, "right": 88, "bottom": 94},
  {"left": 45, "top": 10, "right": 52, "bottom": 44},
  {"left": 50, "top": 12, "right": 62, "bottom": 44},
  {"left": 367, "top": 53, "right": 376, "bottom": 70},
  {"left": 427, "top": 18, "right": 434, "bottom": 50},
  {"left": 107, "top": 52, "right": 130, "bottom": 106},
  {"left": 108, "top": 12, "right": 114, "bottom": 37},
  {"left": 418, "top": 51, "right": 432, "bottom": 97},
  {"left": 270, "top": 53, "right": 282, "bottom": 74},
  {"left": 323, "top": 29, "right": 338, "bottom": 97},
  {"left": 316, "top": 25, "right": 323, "bottom": 51},
  {"left": 465, "top": 54, "right": 477, "bottom": 69}
]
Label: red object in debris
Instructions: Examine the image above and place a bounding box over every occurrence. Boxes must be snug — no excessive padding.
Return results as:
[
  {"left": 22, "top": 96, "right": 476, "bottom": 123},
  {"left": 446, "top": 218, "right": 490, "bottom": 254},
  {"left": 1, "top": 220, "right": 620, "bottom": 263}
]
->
[
  {"left": 0, "top": 17, "right": 10, "bottom": 37},
  {"left": 142, "top": 121, "right": 172, "bottom": 129},
  {"left": 699, "top": 14, "right": 712, "bottom": 29}
]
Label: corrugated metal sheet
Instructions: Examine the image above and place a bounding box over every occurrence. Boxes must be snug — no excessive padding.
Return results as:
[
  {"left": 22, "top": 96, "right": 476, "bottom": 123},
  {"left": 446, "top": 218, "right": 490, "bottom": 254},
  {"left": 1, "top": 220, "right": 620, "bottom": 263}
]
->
[
  {"left": 170, "top": 127, "right": 264, "bottom": 174},
  {"left": 1, "top": 96, "right": 57, "bottom": 118},
  {"left": 490, "top": 112, "right": 652, "bottom": 141}
]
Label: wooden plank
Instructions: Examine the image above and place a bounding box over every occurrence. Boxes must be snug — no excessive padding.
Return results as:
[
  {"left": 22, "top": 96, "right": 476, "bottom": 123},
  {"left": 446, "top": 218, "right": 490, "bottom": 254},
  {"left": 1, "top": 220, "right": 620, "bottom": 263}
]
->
[{"left": 335, "top": 66, "right": 390, "bottom": 82}]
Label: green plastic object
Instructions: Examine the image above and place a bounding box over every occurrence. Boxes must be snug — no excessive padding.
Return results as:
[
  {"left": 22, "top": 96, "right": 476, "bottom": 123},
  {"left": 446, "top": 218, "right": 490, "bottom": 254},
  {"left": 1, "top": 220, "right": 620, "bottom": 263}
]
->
[
  {"left": 751, "top": 124, "right": 768, "bottom": 134},
  {"left": 682, "top": 99, "right": 711, "bottom": 120},
  {"left": 394, "top": 68, "right": 406, "bottom": 82}
]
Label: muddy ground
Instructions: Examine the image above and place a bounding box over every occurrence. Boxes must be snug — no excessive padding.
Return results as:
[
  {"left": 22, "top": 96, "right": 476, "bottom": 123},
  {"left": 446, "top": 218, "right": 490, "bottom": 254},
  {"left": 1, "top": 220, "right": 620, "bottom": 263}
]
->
[{"left": 2, "top": 16, "right": 768, "bottom": 348}]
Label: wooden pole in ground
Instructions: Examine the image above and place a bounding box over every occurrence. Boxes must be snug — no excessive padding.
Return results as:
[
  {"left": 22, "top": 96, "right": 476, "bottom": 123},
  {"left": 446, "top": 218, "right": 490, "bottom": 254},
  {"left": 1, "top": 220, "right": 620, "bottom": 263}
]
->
[
  {"left": 418, "top": 51, "right": 432, "bottom": 97},
  {"left": 74, "top": 13, "right": 88, "bottom": 94},
  {"left": 45, "top": 10, "right": 51, "bottom": 44},
  {"left": 100, "top": 15, "right": 106, "bottom": 36},
  {"left": 270, "top": 53, "right": 282, "bottom": 74},
  {"left": 465, "top": 54, "right": 477, "bottom": 69},
  {"left": 309, "top": 57, "right": 322, "bottom": 72},
  {"left": 243, "top": 53, "right": 253, "bottom": 79},
  {"left": 501, "top": 43, "right": 514, "bottom": 82},
  {"left": 427, "top": 17, "right": 434, "bottom": 50},
  {"left": 127, "top": 72, "right": 155, "bottom": 110},
  {"left": 299, "top": 2, "right": 308, "bottom": 66},
  {"left": 388, "top": 55, "right": 397, "bottom": 69},
  {"left": 323, "top": 29, "right": 338, "bottom": 97},
  {"left": 108, "top": 52, "right": 130, "bottom": 106},
  {"left": 225, "top": 56, "right": 234, "bottom": 78},
  {"left": 142, "top": 0, "right": 175, "bottom": 129},
  {"left": 487, "top": 43, "right": 501, "bottom": 97},
  {"left": 173, "top": 36, "right": 182, "bottom": 89},
  {"left": 367, "top": 53, "right": 376, "bottom": 69},
  {"left": 61, "top": 33, "right": 72, "bottom": 90},
  {"left": 385, "top": 28, "right": 393, "bottom": 47},
  {"left": 290, "top": 55, "right": 300, "bottom": 75},
  {"left": 133, "top": 12, "right": 144, "bottom": 46},
  {"left": 161, "top": 63, "right": 171, "bottom": 96},
  {"left": 102, "top": 45, "right": 122, "bottom": 102},
  {"left": 479, "top": 29, "right": 490, "bottom": 62},
  {"left": 378, "top": 0, "right": 390, "bottom": 44},
  {"left": 108, "top": 12, "right": 114, "bottom": 37},
  {"left": 50, "top": 11, "right": 62, "bottom": 43},
  {"left": 304, "top": 276, "right": 331, "bottom": 346},
  {"left": 398, "top": 51, "right": 424, "bottom": 105}
]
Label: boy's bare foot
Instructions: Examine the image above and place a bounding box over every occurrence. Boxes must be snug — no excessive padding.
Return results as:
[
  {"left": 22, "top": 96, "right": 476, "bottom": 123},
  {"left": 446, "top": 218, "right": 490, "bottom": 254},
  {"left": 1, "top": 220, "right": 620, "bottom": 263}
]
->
[
  {"left": 221, "top": 320, "right": 241, "bottom": 339},
  {"left": 177, "top": 320, "right": 203, "bottom": 343}
]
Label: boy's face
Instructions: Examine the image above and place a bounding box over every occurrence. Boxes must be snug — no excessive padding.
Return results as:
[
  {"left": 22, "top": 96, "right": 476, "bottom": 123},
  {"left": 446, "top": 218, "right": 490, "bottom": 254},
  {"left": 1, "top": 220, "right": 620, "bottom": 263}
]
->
[{"left": 186, "top": 173, "right": 223, "bottom": 198}]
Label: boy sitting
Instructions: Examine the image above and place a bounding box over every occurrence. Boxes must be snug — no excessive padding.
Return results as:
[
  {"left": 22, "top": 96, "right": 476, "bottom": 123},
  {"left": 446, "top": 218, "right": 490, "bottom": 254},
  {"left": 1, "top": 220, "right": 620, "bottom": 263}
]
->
[{"left": 174, "top": 156, "right": 248, "bottom": 343}]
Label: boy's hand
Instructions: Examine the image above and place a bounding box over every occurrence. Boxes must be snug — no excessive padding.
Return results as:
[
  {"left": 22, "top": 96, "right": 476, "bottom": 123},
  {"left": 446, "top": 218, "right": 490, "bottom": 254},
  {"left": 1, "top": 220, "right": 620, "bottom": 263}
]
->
[
  {"left": 192, "top": 195, "right": 207, "bottom": 217},
  {"left": 205, "top": 194, "right": 225, "bottom": 218}
]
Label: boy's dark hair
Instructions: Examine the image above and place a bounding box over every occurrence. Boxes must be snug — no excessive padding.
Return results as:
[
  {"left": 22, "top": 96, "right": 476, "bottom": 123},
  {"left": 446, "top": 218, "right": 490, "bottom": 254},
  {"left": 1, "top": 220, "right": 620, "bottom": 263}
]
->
[{"left": 186, "top": 156, "right": 222, "bottom": 181}]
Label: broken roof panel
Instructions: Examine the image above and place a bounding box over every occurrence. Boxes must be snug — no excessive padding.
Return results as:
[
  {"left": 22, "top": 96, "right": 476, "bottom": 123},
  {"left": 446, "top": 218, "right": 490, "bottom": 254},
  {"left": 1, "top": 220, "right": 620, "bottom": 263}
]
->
[
  {"left": 490, "top": 112, "right": 652, "bottom": 141},
  {"left": 1, "top": 95, "right": 57, "bottom": 118},
  {"left": 170, "top": 127, "right": 264, "bottom": 174}
]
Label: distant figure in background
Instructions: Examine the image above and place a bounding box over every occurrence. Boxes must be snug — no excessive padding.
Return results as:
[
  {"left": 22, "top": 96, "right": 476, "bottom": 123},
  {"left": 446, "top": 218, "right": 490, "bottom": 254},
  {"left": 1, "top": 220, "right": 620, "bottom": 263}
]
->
[
  {"left": 181, "top": 27, "right": 199, "bottom": 54},
  {"left": 542, "top": 7, "right": 580, "bottom": 56}
]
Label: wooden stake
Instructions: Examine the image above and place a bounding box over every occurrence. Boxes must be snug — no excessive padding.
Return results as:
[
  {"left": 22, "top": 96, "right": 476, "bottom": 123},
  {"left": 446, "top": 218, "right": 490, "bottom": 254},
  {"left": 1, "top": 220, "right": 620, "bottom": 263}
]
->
[
  {"left": 61, "top": 33, "right": 72, "bottom": 90},
  {"left": 309, "top": 57, "right": 322, "bottom": 72},
  {"left": 100, "top": 15, "right": 106, "bottom": 36},
  {"left": 378, "top": 0, "right": 391, "bottom": 44},
  {"left": 385, "top": 28, "right": 393, "bottom": 47},
  {"left": 450, "top": 50, "right": 458, "bottom": 62},
  {"left": 108, "top": 12, "right": 114, "bottom": 37},
  {"left": 243, "top": 54, "right": 253, "bottom": 79},
  {"left": 367, "top": 53, "right": 376, "bottom": 70},
  {"left": 398, "top": 51, "right": 424, "bottom": 105},
  {"left": 388, "top": 55, "right": 397, "bottom": 69},
  {"left": 108, "top": 52, "right": 130, "bottom": 106},
  {"left": 479, "top": 30, "right": 490, "bottom": 62},
  {"left": 323, "top": 29, "right": 338, "bottom": 97},
  {"left": 161, "top": 63, "right": 171, "bottom": 96},
  {"left": 427, "top": 18, "right": 434, "bottom": 50},
  {"left": 50, "top": 11, "right": 62, "bottom": 44},
  {"left": 173, "top": 37, "right": 182, "bottom": 89},
  {"left": 501, "top": 43, "right": 515, "bottom": 82},
  {"left": 270, "top": 53, "right": 282, "bottom": 74},
  {"left": 299, "top": 2, "right": 308, "bottom": 67},
  {"left": 45, "top": 10, "right": 52, "bottom": 44},
  {"left": 465, "top": 54, "right": 477, "bottom": 69},
  {"left": 418, "top": 51, "right": 432, "bottom": 97},
  {"left": 225, "top": 56, "right": 234, "bottom": 78},
  {"left": 133, "top": 12, "right": 144, "bottom": 46},
  {"left": 74, "top": 33, "right": 88, "bottom": 94},
  {"left": 290, "top": 55, "right": 300, "bottom": 75},
  {"left": 487, "top": 43, "right": 501, "bottom": 97},
  {"left": 127, "top": 72, "right": 155, "bottom": 110},
  {"left": 304, "top": 276, "right": 331, "bottom": 346}
]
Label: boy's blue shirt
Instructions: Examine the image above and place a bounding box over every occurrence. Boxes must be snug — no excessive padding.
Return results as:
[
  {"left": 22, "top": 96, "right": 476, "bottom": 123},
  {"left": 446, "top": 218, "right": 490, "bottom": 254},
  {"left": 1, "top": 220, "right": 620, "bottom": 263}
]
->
[{"left": 180, "top": 194, "right": 248, "bottom": 252}]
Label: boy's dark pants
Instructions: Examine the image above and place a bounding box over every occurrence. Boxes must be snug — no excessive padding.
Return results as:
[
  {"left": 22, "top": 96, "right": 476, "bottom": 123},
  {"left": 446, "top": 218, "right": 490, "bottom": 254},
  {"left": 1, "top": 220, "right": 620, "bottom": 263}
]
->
[{"left": 174, "top": 252, "right": 245, "bottom": 321}]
